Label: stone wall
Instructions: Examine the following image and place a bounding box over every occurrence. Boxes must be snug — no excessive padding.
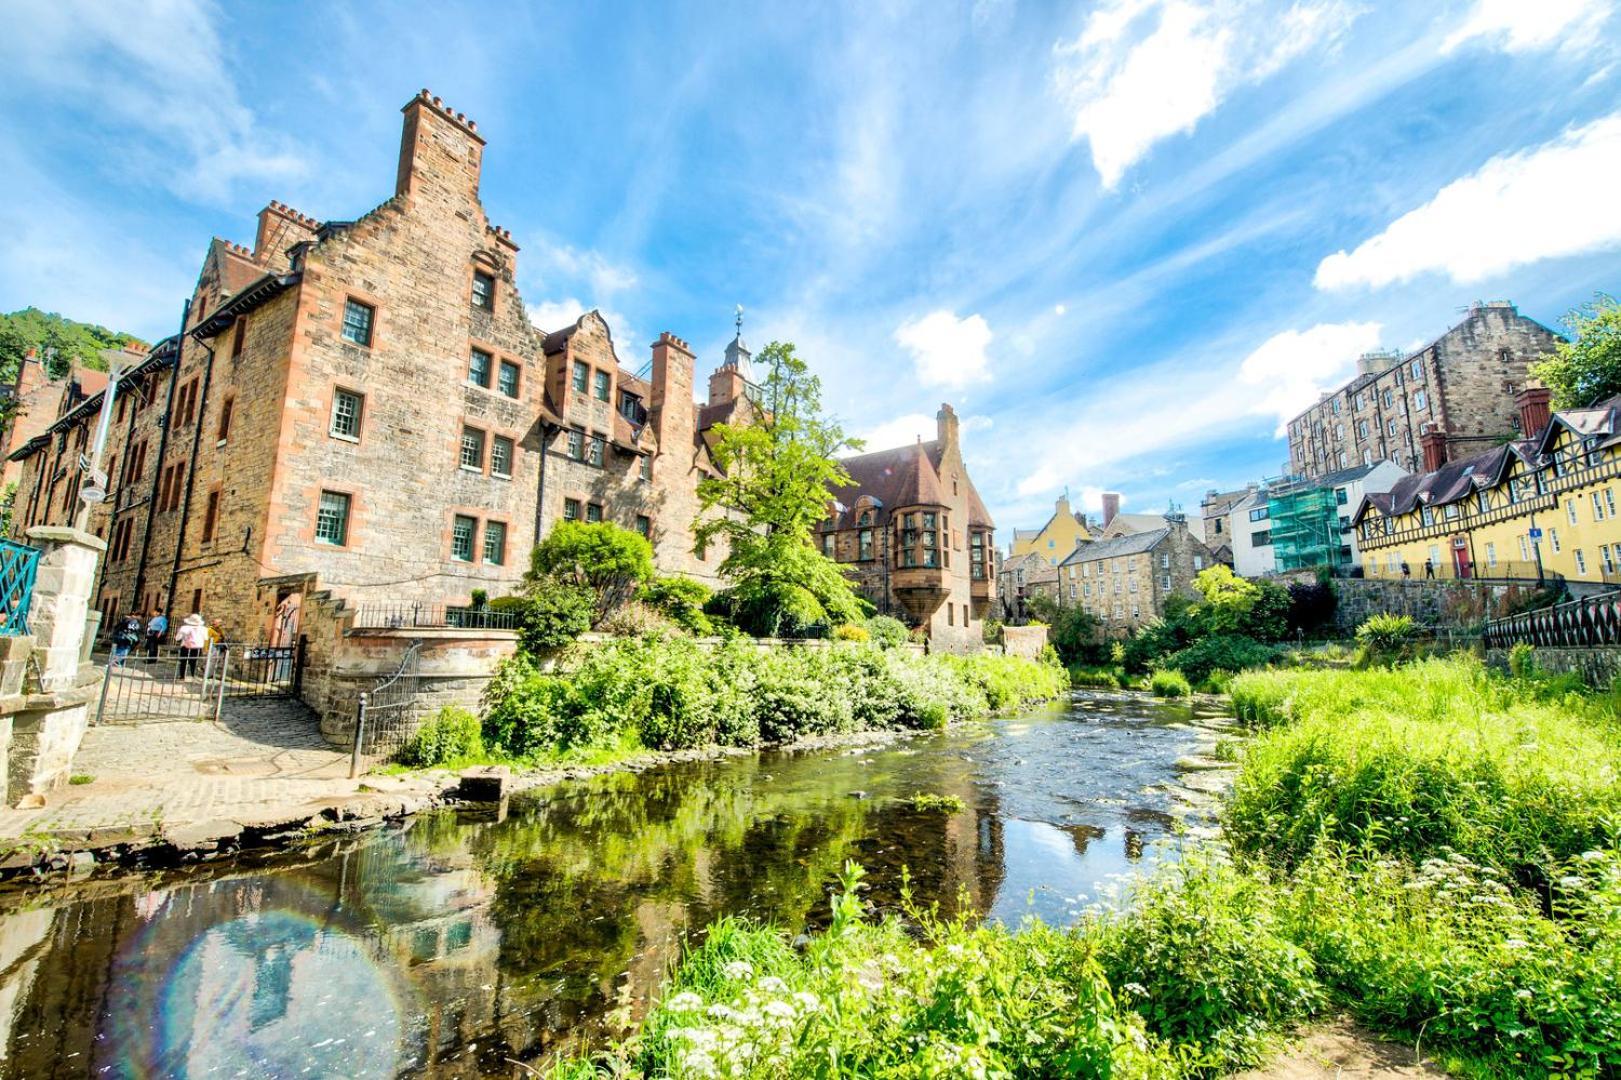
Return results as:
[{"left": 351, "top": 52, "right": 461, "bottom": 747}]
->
[
  {"left": 1485, "top": 646, "right": 1621, "bottom": 688},
  {"left": 1332, "top": 577, "right": 1541, "bottom": 632},
  {"left": 1000, "top": 624, "right": 1048, "bottom": 658}
]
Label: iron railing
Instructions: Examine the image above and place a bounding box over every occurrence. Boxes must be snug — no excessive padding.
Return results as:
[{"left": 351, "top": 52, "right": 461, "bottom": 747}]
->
[
  {"left": 1361, "top": 560, "right": 1555, "bottom": 584},
  {"left": 0, "top": 540, "right": 40, "bottom": 635},
  {"left": 1483, "top": 590, "right": 1621, "bottom": 649},
  {"left": 95, "top": 646, "right": 229, "bottom": 724},
  {"left": 350, "top": 602, "right": 520, "bottom": 631},
  {"left": 349, "top": 642, "right": 425, "bottom": 777}
]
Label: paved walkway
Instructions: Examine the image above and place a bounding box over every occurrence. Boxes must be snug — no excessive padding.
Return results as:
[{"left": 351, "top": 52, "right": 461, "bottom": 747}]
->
[{"left": 0, "top": 699, "right": 443, "bottom": 854}]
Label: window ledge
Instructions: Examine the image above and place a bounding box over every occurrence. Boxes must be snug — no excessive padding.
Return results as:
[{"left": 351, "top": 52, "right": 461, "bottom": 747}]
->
[
  {"left": 215, "top": 439, "right": 228, "bottom": 449},
  {"left": 459, "top": 465, "right": 483, "bottom": 475},
  {"left": 492, "top": 471, "right": 511, "bottom": 481},
  {"left": 330, "top": 431, "right": 360, "bottom": 444}
]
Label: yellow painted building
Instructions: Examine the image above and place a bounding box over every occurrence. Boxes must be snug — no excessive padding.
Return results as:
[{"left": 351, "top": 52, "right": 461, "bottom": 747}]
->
[
  {"left": 1353, "top": 393, "right": 1621, "bottom": 587},
  {"left": 1010, "top": 494, "right": 1094, "bottom": 566}
]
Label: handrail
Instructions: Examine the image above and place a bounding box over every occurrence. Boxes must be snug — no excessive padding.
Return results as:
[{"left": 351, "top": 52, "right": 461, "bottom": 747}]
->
[
  {"left": 1482, "top": 588, "right": 1621, "bottom": 649},
  {"left": 0, "top": 540, "right": 41, "bottom": 635}
]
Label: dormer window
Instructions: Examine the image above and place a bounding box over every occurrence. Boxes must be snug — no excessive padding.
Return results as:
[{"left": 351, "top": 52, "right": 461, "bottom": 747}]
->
[{"left": 472, "top": 270, "right": 495, "bottom": 311}]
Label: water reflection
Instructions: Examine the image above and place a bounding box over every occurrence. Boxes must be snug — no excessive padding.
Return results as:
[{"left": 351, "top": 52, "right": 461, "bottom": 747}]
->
[{"left": 0, "top": 693, "right": 1221, "bottom": 1077}]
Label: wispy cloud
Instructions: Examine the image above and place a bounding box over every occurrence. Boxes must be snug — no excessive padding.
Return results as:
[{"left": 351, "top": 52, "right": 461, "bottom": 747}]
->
[
  {"left": 0, "top": 0, "right": 305, "bottom": 204},
  {"left": 1315, "top": 113, "right": 1621, "bottom": 289},
  {"left": 1053, "top": 0, "right": 1361, "bottom": 189},
  {"left": 1238, "top": 321, "right": 1384, "bottom": 431},
  {"left": 894, "top": 311, "right": 995, "bottom": 389},
  {"left": 1442, "top": 0, "right": 1613, "bottom": 54}
]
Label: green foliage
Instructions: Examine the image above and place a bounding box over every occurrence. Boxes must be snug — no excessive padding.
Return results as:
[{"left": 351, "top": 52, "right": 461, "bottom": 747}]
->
[
  {"left": 506, "top": 584, "right": 595, "bottom": 653},
  {"left": 1193, "top": 565, "right": 1260, "bottom": 633},
  {"left": 1530, "top": 294, "right": 1621, "bottom": 409},
  {"left": 1161, "top": 634, "right": 1279, "bottom": 686},
  {"left": 1353, "top": 612, "right": 1416, "bottom": 666},
  {"left": 863, "top": 614, "right": 908, "bottom": 649},
  {"left": 68, "top": 774, "right": 94, "bottom": 786},
  {"left": 905, "top": 792, "right": 966, "bottom": 813},
  {"left": 469, "top": 588, "right": 488, "bottom": 608},
  {"left": 981, "top": 617, "right": 1003, "bottom": 644},
  {"left": 1045, "top": 603, "right": 1108, "bottom": 665},
  {"left": 637, "top": 574, "right": 714, "bottom": 634},
  {"left": 1068, "top": 665, "right": 1125, "bottom": 689},
  {"left": 1148, "top": 668, "right": 1191, "bottom": 698},
  {"left": 1508, "top": 641, "right": 1537, "bottom": 679},
  {"left": 1094, "top": 852, "right": 1323, "bottom": 1070},
  {"left": 1285, "top": 579, "right": 1337, "bottom": 635},
  {"left": 527, "top": 521, "right": 654, "bottom": 624},
  {"left": 0, "top": 307, "right": 144, "bottom": 381},
  {"left": 695, "top": 341, "right": 869, "bottom": 636},
  {"left": 397, "top": 706, "right": 484, "bottom": 767},
  {"left": 481, "top": 635, "right": 1069, "bottom": 760},
  {"left": 831, "top": 622, "right": 869, "bottom": 642}
]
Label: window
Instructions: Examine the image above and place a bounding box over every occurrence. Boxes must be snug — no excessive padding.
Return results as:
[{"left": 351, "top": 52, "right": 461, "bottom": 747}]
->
[
  {"left": 341, "top": 299, "right": 374, "bottom": 346},
  {"left": 1193, "top": 555, "right": 1203, "bottom": 570},
  {"left": 469, "top": 348, "right": 492, "bottom": 388},
  {"left": 1338, "top": 451, "right": 1348, "bottom": 468},
  {"left": 231, "top": 317, "right": 247, "bottom": 359},
  {"left": 471, "top": 270, "right": 495, "bottom": 311},
  {"left": 451, "top": 515, "right": 477, "bottom": 561},
  {"left": 1334, "top": 423, "right": 1344, "bottom": 440},
  {"left": 859, "top": 528, "right": 874, "bottom": 561},
  {"left": 483, "top": 520, "right": 507, "bottom": 564},
  {"left": 1594, "top": 491, "right": 1607, "bottom": 522},
  {"left": 587, "top": 434, "right": 604, "bottom": 467},
  {"left": 970, "top": 532, "right": 986, "bottom": 580},
  {"left": 1253, "top": 530, "right": 1272, "bottom": 547},
  {"left": 331, "top": 389, "right": 363, "bottom": 439},
  {"left": 1410, "top": 359, "right": 1422, "bottom": 379},
  {"left": 593, "top": 370, "right": 610, "bottom": 402},
  {"left": 1444, "top": 503, "right": 1459, "bottom": 521},
  {"left": 491, "top": 435, "right": 513, "bottom": 478},
  {"left": 1569, "top": 499, "right": 1580, "bottom": 525},
  {"left": 1162, "top": 574, "right": 1171, "bottom": 590},
  {"left": 315, "top": 491, "right": 351, "bottom": 545},
  {"left": 586, "top": 503, "right": 603, "bottom": 523},
  {"left": 947, "top": 605, "right": 954, "bottom": 626},
  {"left": 1607, "top": 546, "right": 1616, "bottom": 575},
  {"left": 1382, "top": 388, "right": 1393, "bottom": 407},
  {"left": 1609, "top": 488, "right": 1618, "bottom": 518},
  {"left": 1413, "top": 390, "right": 1427, "bottom": 411},
  {"left": 1576, "top": 549, "right": 1588, "bottom": 575},
  {"left": 1249, "top": 507, "right": 1269, "bottom": 522},
  {"left": 572, "top": 361, "right": 588, "bottom": 393},
  {"left": 1520, "top": 535, "right": 1530, "bottom": 560},
  {"left": 217, "top": 396, "right": 234, "bottom": 443},
  {"left": 202, "top": 490, "right": 219, "bottom": 542},
  {"left": 1161, "top": 553, "right": 1169, "bottom": 568},
  {"left": 1331, "top": 399, "right": 1341, "bottom": 415},
  {"left": 822, "top": 532, "right": 835, "bottom": 557},
  {"left": 460, "top": 426, "right": 485, "bottom": 470},
  {"left": 1387, "top": 419, "right": 1398, "bottom": 437},
  {"left": 1551, "top": 528, "right": 1562, "bottom": 553},
  {"left": 498, "top": 360, "right": 521, "bottom": 398},
  {"left": 639, "top": 455, "right": 652, "bottom": 481},
  {"left": 1357, "top": 420, "right": 1369, "bottom": 439},
  {"left": 1485, "top": 542, "right": 1497, "bottom": 567},
  {"left": 634, "top": 515, "right": 651, "bottom": 538},
  {"left": 563, "top": 498, "right": 581, "bottom": 521},
  {"left": 1422, "top": 506, "right": 1434, "bottom": 526},
  {"left": 567, "top": 429, "right": 584, "bottom": 460},
  {"left": 1070, "top": 584, "right": 1077, "bottom": 600}
]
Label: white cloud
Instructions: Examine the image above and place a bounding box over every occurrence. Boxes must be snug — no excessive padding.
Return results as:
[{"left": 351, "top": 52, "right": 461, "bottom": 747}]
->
[
  {"left": 1442, "top": 0, "right": 1613, "bottom": 54},
  {"left": 853, "top": 411, "right": 993, "bottom": 454},
  {"left": 0, "top": 0, "right": 305, "bottom": 204},
  {"left": 1238, "top": 321, "right": 1384, "bottom": 432},
  {"left": 536, "top": 243, "right": 639, "bottom": 297},
  {"left": 893, "top": 310, "right": 994, "bottom": 389},
  {"left": 528, "top": 298, "right": 639, "bottom": 360},
  {"left": 1315, "top": 113, "right": 1621, "bottom": 290},
  {"left": 1053, "top": 0, "right": 1361, "bottom": 189}
]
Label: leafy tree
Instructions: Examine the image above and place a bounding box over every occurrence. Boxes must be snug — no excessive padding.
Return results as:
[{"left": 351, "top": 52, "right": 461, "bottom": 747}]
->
[
  {"left": 1193, "top": 565, "right": 1261, "bottom": 634},
  {"left": 1026, "top": 594, "right": 1105, "bottom": 664},
  {"left": 695, "top": 341, "right": 868, "bottom": 636},
  {"left": 1242, "top": 580, "right": 1292, "bottom": 642},
  {"left": 1530, "top": 295, "right": 1621, "bottom": 409},
  {"left": 527, "top": 521, "right": 654, "bottom": 624},
  {"left": 638, "top": 574, "right": 715, "bottom": 635},
  {"left": 0, "top": 307, "right": 145, "bottom": 382}
]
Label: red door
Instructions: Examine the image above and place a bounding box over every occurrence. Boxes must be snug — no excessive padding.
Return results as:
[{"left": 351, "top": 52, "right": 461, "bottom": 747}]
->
[{"left": 1452, "top": 537, "right": 1472, "bottom": 579}]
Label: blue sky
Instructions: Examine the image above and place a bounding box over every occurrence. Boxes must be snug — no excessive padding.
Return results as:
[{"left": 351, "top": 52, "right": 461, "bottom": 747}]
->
[{"left": 3, "top": 1, "right": 1620, "bottom": 537}]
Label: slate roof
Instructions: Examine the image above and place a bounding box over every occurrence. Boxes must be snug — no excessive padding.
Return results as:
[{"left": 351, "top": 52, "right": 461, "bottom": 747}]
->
[
  {"left": 825, "top": 438, "right": 994, "bottom": 530},
  {"left": 1059, "top": 527, "right": 1171, "bottom": 566},
  {"left": 1101, "top": 512, "right": 1167, "bottom": 536}
]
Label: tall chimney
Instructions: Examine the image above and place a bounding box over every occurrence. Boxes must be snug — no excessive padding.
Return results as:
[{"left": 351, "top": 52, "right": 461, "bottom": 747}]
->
[
  {"left": 1101, "top": 492, "right": 1120, "bottom": 527},
  {"left": 1420, "top": 426, "right": 1449, "bottom": 472},
  {"left": 1515, "top": 385, "right": 1552, "bottom": 438},
  {"left": 396, "top": 88, "right": 486, "bottom": 204},
  {"left": 936, "top": 403, "right": 960, "bottom": 452},
  {"left": 650, "top": 332, "right": 695, "bottom": 461}
]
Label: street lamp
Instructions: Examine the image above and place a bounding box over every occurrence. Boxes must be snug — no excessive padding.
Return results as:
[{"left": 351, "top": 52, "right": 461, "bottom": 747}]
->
[{"left": 73, "top": 355, "right": 133, "bottom": 532}]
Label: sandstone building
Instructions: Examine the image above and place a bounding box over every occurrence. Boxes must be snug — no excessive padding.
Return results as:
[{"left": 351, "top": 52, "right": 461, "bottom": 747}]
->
[
  {"left": 1057, "top": 512, "right": 1214, "bottom": 635},
  {"left": 817, "top": 405, "right": 996, "bottom": 652},
  {"left": 1008, "top": 493, "right": 1092, "bottom": 565},
  {"left": 5, "top": 91, "right": 751, "bottom": 642},
  {"left": 1285, "top": 302, "right": 1563, "bottom": 480}
]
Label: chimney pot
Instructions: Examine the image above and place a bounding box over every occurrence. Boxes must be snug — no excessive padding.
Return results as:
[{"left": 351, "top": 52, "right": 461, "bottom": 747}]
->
[
  {"left": 1420, "top": 425, "right": 1449, "bottom": 472},
  {"left": 1101, "top": 492, "right": 1121, "bottom": 527},
  {"left": 1515, "top": 385, "right": 1552, "bottom": 438}
]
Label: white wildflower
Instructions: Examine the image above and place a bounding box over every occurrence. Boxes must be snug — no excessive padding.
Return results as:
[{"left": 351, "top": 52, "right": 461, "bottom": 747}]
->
[
  {"left": 666, "top": 992, "right": 704, "bottom": 1013},
  {"left": 757, "top": 975, "right": 788, "bottom": 994},
  {"left": 722, "top": 960, "right": 755, "bottom": 980}
]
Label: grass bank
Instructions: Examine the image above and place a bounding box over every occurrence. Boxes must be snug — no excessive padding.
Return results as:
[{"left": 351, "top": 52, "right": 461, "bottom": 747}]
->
[
  {"left": 542, "top": 656, "right": 1621, "bottom": 1079},
  {"left": 399, "top": 634, "right": 1070, "bottom": 770}
]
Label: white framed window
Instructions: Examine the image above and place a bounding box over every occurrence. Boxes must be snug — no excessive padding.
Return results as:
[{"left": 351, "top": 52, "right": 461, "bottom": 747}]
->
[
  {"left": 1576, "top": 549, "right": 1588, "bottom": 575},
  {"left": 1608, "top": 488, "right": 1617, "bottom": 517},
  {"left": 1193, "top": 555, "right": 1203, "bottom": 570},
  {"left": 1551, "top": 528, "right": 1562, "bottom": 553},
  {"left": 1569, "top": 500, "right": 1579, "bottom": 525},
  {"left": 341, "top": 299, "right": 374, "bottom": 346},
  {"left": 315, "top": 490, "right": 350, "bottom": 546},
  {"left": 451, "top": 515, "right": 476, "bottom": 561},
  {"left": 491, "top": 435, "right": 513, "bottom": 478},
  {"left": 1410, "top": 358, "right": 1422, "bottom": 379},
  {"left": 1414, "top": 390, "right": 1427, "bottom": 410},
  {"left": 330, "top": 388, "right": 363, "bottom": 440},
  {"left": 1519, "top": 535, "right": 1530, "bottom": 560},
  {"left": 1162, "top": 574, "right": 1171, "bottom": 590},
  {"left": 460, "top": 426, "right": 485, "bottom": 470},
  {"left": 1593, "top": 491, "right": 1606, "bottom": 521},
  {"left": 483, "top": 520, "right": 507, "bottom": 564},
  {"left": 1486, "top": 542, "right": 1497, "bottom": 567}
]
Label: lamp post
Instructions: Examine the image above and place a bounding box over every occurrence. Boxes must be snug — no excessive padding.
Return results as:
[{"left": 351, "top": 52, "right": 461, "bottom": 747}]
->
[{"left": 72, "top": 357, "right": 131, "bottom": 532}]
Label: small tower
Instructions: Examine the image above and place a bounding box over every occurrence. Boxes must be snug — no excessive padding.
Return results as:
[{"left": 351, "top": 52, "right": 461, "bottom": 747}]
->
[
  {"left": 724, "top": 304, "right": 752, "bottom": 380},
  {"left": 707, "top": 304, "right": 755, "bottom": 407}
]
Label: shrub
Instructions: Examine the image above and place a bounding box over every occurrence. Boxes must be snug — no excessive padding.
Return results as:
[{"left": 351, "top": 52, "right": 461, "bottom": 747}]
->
[
  {"left": 511, "top": 584, "right": 594, "bottom": 654},
  {"left": 831, "top": 623, "right": 870, "bottom": 642},
  {"left": 480, "top": 654, "right": 574, "bottom": 757},
  {"left": 1069, "top": 665, "right": 1121, "bottom": 689},
  {"left": 1508, "top": 640, "right": 1537, "bottom": 679},
  {"left": 1161, "top": 634, "right": 1277, "bottom": 685},
  {"left": 527, "top": 520, "right": 654, "bottom": 623},
  {"left": 398, "top": 706, "right": 484, "bottom": 767},
  {"left": 596, "top": 600, "right": 676, "bottom": 638},
  {"left": 1148, "top": 668, "right": 1191, "bottom": 698},
  {"left": 982, "top": 617, "right": 1003, "bottom": 644},
  {"left": 638, "top": 574, "right": 714, "bottom": 635},
  {"left": 1093, "top": 852, "right": 1323, "bottom": 1070},
  {"left": 1354, "top": 613, "right": 1416, "bottom": 666},
  {"left": 1286, "top": 579, "right": 1337, "bottom": 635},
  {"left": 863, "top": 615, "right": 908, "bottom": 649}
]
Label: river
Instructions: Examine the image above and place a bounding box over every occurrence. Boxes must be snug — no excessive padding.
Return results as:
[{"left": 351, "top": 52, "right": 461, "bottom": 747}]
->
[{"left": 0, "top": 690, "right": 1232, "bottom": 1078}]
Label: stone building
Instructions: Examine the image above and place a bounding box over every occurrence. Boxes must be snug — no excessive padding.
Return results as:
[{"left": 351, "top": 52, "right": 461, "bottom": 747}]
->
[
  {"left": 5, "top": 90, "right": 744, "bottom": 641},
  {"left": 995, "top": 551, "right": 1057, "bottom": 623},
  {"left": 1056, "top": 512, "right": 1214, "bottom": 635},
  {"left": 1197, "top": 485, "right": 1255, "bottom": 559},
  {"left": 1285, "top": 301, "right": 1563, "bottom": 480},
  {"left": 0, "top": 349, "right": 125, "bottom": 493},
  {"left": 817, "top": 405, "right": 995, "bottom": 651},
  {"left": 1007, "top": 493, "right": 1092, "bottom": 565}
]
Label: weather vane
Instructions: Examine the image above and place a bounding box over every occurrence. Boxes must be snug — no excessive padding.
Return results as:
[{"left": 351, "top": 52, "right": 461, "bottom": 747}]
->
[{"left": 735, "top": 303, "right": 744, "bottom": 336}]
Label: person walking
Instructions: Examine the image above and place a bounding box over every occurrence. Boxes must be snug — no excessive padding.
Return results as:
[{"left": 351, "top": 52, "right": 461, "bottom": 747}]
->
[
  {"left": 144, "top": 610, "right": 168, "bottom": 659},
  {"left": 1424, "top": 559, "right": 1436, "bottom": 579},
  {"left": 111, "top": 616, "right": 141, "bottom": 667},
  {"left": 175, "top": 613, "right": 209, "bottom": 680},
  {"left": 1400, "top": 561, "right": 1411, "bottom": 579}
]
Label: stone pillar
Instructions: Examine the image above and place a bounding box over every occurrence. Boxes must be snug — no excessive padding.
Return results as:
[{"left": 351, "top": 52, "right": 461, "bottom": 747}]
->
[{"left": 24, "top": 526, "right": 107, "bottom": 693}]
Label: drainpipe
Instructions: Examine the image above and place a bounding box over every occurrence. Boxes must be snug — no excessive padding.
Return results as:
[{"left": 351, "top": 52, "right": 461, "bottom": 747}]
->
[
  {"left": 165, "top": 334, "right": 218, "bottom": 618},
  {"left": 92, "top": 370, "right": 147, "bottom": 618},
  {"left": 132, "top": 299, "right": 190, "bottom": 615},
  {"left": 533, "top": 417, "right": 556, "bottom": 564}
]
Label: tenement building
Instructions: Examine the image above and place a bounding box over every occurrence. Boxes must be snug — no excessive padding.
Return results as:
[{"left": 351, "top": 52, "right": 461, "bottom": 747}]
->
[
  {"left": 1285, "top": 302, "right": 1563, "bottom": 480},
  {"left": 1353, "top": 387, "right": 1621, "bottom": 586},
  {"left": 817, "top": 405, "right": 996, "bottom": 652},
  {"left": 1007, "top": 493, "right": 1092, "bottom": 565},
  {"left": 5, "top": 90, "right": 751, "bottom": 641},
  {"left": 1056, "top": 511, "right": 1214, "bottom": 635}
]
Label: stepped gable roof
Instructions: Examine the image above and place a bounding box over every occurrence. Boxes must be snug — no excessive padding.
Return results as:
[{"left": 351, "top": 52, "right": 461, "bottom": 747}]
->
[
  {"left": 1059, "top": 527, "right": 1171, "bottom": 566},
  {"left": 540, "top": 323, "right": 578, "bottom": 354},
  {"left": 826, "top": 440, "right": 944, "bottom": 528}
]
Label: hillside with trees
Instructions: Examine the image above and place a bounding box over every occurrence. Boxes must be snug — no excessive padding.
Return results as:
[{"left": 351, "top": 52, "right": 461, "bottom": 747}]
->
[{"left": 0, "top": 307, "right": 147, "bottom": 383}]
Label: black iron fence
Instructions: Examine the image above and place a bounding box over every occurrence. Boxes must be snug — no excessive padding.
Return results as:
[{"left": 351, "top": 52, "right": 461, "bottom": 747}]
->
[
  {"left": 94, "top": 639, "right": 306, "bottom": 724},
  {"left": 351, "top": 602, "right": 520, "bottom": 631},
  {"left": 349, "top": 641, "right": 425, "bottom": 777},
  {"left": 1483, "top": 590, "right": 1621, "bottom": 649}
]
